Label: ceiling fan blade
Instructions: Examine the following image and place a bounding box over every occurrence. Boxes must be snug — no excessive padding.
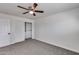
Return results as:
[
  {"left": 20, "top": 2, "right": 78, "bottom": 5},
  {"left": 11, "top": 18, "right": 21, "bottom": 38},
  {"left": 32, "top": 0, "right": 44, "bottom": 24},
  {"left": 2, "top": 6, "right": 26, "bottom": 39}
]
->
[
  {"left": 17, "top": 6, "right": 30, "bottom": 10},
  {"left": 33, "top": 3, "right": 38, "bottom": 9},
  {"left": 33, "top": 13, "right": 36, "bottom": 16},
  {"left": 23, "top": 11, "right": 29, "bottom": 14},
  {"left": 35, "top": 10, "right": 44, "bottom": 13}
]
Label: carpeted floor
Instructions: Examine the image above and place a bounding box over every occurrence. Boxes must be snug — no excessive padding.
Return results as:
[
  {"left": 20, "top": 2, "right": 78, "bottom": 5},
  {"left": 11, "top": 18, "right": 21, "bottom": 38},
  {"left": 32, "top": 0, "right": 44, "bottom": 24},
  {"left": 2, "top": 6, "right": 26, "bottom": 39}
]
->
[{"left": 0, "top": 39, "right": 78, "bottom": 55}]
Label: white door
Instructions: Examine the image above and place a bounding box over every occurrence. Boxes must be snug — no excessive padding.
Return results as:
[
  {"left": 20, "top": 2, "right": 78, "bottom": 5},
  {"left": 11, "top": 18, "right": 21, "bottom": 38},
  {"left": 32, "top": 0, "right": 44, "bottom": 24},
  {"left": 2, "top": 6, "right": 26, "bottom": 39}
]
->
[
  {"left": 10, "top": 19, "right": 15, "bottom": 44},
  {"left": 10, "top": 19, "right": 25, "bottom": 44},
  {"left": 0, "top": 19, "right": 10, "bottom": 47},
  {"left": 14, "top": 20, "right": 25, "bottom": 43}
]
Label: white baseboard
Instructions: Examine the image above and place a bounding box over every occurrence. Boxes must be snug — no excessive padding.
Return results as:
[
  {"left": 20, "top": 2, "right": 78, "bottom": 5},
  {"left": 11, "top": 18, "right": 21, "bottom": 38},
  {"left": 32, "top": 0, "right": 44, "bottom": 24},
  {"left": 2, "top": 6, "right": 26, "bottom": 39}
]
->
[{"left": 35, "top": 38, "right": 79, "bottom": 53}]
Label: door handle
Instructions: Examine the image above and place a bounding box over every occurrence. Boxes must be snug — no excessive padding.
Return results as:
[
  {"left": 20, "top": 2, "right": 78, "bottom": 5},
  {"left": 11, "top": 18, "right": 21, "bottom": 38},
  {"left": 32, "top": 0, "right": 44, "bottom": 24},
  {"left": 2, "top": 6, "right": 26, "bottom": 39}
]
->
[{"left": 8, "top": 33, "right": 11, "bottom": 35}]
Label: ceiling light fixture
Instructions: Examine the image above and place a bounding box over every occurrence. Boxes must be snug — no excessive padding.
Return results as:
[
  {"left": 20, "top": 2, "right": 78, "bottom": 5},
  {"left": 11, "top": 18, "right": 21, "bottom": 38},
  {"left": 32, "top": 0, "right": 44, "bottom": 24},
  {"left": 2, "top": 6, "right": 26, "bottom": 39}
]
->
[
  {"left": 29, "top": 11, "right": 34, "bottom": 14},
  {"left": 17, "top": 3, "right": 44, "bottom": 16}
]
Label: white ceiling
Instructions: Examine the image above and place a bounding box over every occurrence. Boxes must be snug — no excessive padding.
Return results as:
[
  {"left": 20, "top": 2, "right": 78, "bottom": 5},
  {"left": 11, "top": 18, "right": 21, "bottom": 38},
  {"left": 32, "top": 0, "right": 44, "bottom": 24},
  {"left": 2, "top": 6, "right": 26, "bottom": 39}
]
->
[{"left": 0, "top": 3, "right": 79, "bottom": 19}]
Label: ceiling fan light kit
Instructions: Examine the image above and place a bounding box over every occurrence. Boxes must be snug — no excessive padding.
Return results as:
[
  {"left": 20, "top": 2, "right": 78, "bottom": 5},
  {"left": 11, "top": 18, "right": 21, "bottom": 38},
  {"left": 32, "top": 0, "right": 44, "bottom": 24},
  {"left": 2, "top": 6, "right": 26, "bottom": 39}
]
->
[
  {"left": 29, "top": 11, "right": 34, "bottom": 14},
  {"left": 17, "top": 3, "right": 44, "bottom": 16}
]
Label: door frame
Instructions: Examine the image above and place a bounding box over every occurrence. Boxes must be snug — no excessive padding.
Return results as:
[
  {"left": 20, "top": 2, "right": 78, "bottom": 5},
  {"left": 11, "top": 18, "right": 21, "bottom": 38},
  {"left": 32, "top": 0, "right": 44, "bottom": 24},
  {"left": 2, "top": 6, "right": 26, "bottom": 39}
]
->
[{"left": 25, "top": 22, "right": 32, "bottom": 39}]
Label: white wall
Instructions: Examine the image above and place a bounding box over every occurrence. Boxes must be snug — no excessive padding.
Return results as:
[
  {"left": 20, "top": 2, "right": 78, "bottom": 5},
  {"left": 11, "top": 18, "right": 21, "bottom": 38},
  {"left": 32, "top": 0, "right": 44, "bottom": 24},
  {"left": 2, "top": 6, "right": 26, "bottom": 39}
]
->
[
  {"left": 35, "top": 8, "right": 79, "bottom": 53},
  {"left": 0, "top": 13, "right": 35, "bottom": 43}
]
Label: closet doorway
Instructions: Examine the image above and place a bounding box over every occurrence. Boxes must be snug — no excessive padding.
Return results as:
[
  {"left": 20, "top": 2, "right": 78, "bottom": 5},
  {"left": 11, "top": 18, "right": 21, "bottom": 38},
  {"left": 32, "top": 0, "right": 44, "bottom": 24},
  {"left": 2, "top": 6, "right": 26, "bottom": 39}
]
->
[{"left": 25, "top": 22, "right": 32, "bottom": 39}]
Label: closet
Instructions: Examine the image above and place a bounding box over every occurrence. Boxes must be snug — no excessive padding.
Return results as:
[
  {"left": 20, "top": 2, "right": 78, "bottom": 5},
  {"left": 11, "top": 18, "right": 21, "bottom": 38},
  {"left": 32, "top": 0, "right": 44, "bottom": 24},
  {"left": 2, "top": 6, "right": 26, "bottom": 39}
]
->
[{"left": 25, "top": 22, "right": 32, "bottom": 39}]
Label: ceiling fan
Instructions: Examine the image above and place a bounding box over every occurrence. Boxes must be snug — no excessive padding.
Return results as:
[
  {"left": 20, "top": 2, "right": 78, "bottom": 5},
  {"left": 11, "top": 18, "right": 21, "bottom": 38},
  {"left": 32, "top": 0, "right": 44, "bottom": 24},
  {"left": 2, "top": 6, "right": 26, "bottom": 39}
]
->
[{"left": 17, "top": 3, "right": 44, "bottom": 16}]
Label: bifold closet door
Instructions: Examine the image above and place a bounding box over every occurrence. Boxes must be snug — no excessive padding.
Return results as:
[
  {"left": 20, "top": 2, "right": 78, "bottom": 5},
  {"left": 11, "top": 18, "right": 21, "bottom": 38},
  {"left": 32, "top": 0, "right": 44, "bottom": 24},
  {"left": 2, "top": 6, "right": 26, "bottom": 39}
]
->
[{"left": 0, "top": 19, "right": 10, "bottom": 47}]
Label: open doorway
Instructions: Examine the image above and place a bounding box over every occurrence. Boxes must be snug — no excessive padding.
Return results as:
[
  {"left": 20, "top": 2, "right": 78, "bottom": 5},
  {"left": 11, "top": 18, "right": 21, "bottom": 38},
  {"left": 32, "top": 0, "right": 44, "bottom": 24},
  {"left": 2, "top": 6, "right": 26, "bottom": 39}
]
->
[{"left": 25, "top": 22, "right": 32, "bottom": 39}]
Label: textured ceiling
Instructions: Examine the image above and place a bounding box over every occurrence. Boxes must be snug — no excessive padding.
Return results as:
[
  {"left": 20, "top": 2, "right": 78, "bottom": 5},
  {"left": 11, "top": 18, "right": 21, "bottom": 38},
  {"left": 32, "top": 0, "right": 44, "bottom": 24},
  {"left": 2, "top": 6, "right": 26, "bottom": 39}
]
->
[{"left": 0, "top": 3, "right": 79, "bottom": 20}]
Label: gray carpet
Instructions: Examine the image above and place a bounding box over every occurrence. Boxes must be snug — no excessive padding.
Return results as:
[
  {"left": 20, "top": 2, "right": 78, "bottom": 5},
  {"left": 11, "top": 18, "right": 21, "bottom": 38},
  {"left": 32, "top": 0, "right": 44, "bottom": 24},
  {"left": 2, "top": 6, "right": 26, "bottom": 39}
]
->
[{"left": 0, "top": 39, "right": 78, "bottom": 55}]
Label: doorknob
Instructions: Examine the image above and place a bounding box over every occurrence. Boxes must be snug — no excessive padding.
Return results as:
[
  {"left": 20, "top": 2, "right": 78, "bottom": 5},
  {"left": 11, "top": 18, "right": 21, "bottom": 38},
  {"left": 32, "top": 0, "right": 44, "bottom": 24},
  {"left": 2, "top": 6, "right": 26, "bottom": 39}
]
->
[{"left": 8, "top": 33, "right": 11, "bottom": 35}]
